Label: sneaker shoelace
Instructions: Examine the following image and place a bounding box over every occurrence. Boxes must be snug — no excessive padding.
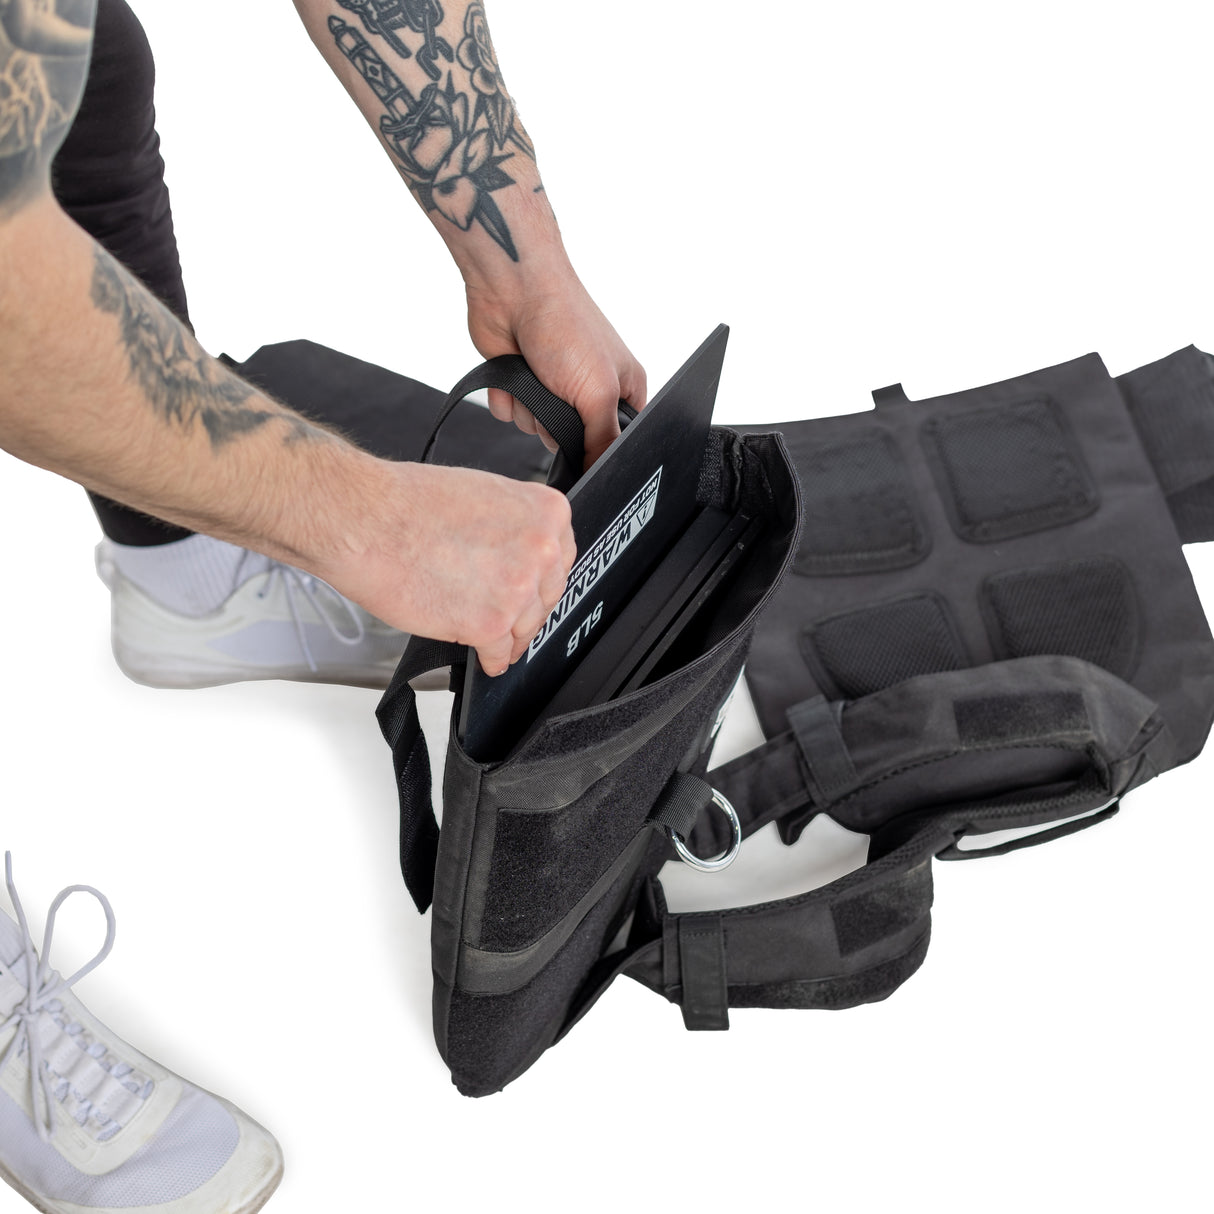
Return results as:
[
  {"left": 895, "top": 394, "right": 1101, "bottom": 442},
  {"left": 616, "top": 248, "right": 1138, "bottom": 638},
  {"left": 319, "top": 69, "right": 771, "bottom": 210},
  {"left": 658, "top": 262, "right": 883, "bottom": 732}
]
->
[
  {"left": 236, "top": 553, "right": 367, "bottom": 672},
  {"left": 0, "top": 853, "right": 150, "bottom": 1144}
]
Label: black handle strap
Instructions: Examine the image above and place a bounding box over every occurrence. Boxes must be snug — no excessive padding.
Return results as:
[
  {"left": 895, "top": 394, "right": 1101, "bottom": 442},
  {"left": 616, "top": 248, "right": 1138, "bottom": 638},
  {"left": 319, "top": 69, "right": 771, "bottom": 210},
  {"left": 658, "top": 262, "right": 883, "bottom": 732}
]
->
[
  {"left": 420, "top": 355, "right": 586, "bottom": 490},
  {"left": 375, "top": 636, "right": 465, "bottom": 912}
]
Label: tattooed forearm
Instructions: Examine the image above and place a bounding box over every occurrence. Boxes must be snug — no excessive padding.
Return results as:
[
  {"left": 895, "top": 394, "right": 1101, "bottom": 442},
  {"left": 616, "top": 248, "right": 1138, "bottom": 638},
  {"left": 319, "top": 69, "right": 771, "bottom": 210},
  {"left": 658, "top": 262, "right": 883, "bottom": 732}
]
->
[
  {"left": 336, "top": 0, "right": 453, "bottom": 81},
  {"left": 329, "top": 1, "right": 534, "bottom": 261},
  {"left": 0, "top": 0, "right": 94, "bottom": 210},
  {"left": 89, "top": 247, "right": 323, "bottom": 450}
]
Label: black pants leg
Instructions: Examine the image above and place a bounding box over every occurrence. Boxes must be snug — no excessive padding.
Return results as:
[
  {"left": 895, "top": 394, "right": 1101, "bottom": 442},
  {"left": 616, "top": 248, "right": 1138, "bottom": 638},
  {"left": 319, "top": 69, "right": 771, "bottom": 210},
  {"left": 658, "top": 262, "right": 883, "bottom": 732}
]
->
[{"left": 53, "top": 0, "right": 193, "bottom": 546}]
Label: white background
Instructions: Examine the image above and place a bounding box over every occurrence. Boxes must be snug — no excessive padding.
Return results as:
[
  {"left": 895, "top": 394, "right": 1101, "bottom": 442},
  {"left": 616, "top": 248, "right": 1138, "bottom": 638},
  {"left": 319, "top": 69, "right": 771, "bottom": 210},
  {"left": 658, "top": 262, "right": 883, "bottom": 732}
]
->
[{"left": 3, "top": 2, "right": 1213, "bottom": 1211}]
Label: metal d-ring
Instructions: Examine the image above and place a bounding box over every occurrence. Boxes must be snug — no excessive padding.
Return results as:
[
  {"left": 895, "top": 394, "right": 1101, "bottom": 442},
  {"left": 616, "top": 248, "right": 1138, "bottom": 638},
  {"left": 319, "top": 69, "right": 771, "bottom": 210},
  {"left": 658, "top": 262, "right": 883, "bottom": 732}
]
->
[{"left": 667, "top": 789, "right": 742, "bottom": 872}]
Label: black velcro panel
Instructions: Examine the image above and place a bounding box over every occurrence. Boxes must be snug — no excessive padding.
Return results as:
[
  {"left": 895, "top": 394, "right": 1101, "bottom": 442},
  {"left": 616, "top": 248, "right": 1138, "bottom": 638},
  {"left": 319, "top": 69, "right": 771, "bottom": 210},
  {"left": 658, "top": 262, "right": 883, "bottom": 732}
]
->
[
  {"left": 982, "top": 557, "right": 1142, "bottom": 680},
  {"left": 727, "top": 930, "right": 930, "bottom": 1011},
  {"left": 921, "top": 398, "right": 1098, "bottom": 542},
  {"left": 801, "top": 593, "right": 968, "bottom": 699},
  {"left": 478, "top": 656, "right": 744, "bottom": 953},
  {"left": 955, "top": 690, "right": 1088, "bottom": 746},
  {"left": 790, "top": 430, "right": 928, "bottom": 577},
  {"left": 831, "top": 859, "right": 933, "bottom": 957}
]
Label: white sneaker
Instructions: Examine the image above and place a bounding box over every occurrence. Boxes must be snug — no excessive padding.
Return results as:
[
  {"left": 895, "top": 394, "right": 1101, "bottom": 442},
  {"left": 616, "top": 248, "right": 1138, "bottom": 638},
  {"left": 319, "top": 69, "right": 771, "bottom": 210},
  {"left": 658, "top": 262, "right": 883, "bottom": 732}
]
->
[
  {"left": 0, "top": 854, "right": 282, "bottom": 1214},
  {"left": 95, "top": 540, "right": 408, "bottom": 690}
]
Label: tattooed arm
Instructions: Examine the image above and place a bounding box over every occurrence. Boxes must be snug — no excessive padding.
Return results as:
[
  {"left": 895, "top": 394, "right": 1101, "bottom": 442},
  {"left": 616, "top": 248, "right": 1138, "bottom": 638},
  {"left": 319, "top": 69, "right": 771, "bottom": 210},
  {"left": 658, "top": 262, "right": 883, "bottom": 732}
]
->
[
  {"left": 0, "top": 4, "right": 573, "bottom": 674},
  {"left": 292, "top": 0, "right": 646, "bottom": 465}
]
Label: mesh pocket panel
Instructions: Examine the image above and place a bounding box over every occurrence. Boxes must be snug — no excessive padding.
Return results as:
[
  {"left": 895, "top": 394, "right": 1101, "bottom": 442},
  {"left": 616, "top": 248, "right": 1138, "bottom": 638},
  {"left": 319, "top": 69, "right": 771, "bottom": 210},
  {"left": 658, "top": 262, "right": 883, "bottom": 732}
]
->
[
  {"left": 801, "top": 594, "right": 967, "bottom": 698},
  {"left": 922, "top": 398, "right": 1097, "bottom": 542},
  {"left": 983, "top": 558, "right": 1141, "bottom": 679},
  {"left": 791, "top": 430, "right": 927, "bottom": 576}
]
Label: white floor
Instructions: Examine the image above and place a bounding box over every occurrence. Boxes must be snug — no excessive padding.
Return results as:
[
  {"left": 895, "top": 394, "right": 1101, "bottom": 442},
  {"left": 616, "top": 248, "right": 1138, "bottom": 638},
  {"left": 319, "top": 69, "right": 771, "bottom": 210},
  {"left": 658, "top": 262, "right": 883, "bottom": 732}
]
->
[{"left": 3, "top": 2, "right": 1213, "bottom": 1211}]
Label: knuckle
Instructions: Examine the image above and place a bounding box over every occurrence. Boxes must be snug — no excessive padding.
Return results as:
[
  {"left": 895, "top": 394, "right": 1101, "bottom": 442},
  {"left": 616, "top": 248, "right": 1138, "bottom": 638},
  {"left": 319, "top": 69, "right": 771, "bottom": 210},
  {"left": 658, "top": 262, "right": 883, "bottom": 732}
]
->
[
  {"left": 539, "top": 486, "right": 572, "bottom": 527},
  {"left": 472, "top": 604, "right": 513, "bottom": 643}
]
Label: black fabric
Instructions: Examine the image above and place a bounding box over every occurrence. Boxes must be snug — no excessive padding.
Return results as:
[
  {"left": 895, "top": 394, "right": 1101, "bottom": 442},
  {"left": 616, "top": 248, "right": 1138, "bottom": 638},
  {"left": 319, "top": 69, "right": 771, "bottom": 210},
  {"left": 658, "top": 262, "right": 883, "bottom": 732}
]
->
[
  {"left": 726, "top": 931, "right": 930, "bottom": 1011},
  {"left": 802, "top": 593, "right": 967, "bottom": 698},
  {"left": 709, "top": 652, "right": 1170, "bottom": 864},
  {"left": 232, "top": 340, "right": 552, "bottom": 482},
  {"left": 52, "top": 0, "right": 188, "bottom": 326},
  {"left": 677, "top": 916, "right": 729, "bottom": 1030},
  {"left": 441, "top": 853, "right": 656, "bottom": 1096},
  {"left": 789, "top": 429, "right": 927, "bottom": 576},
  {"left": 954, "top": 690, "right": 1088, "bottom": 746},
  {"left": 1117, "top": 346, "right": 1214, "bottom": 542},
  {"left": 649, "top": 771, "right": 715, "bottom": 843},
  {"left": 739, "top": 352, "right": 1214, "bottom": 769},
  {"left": 982, "top": 557, "right": 1141, "bottom": 680},
  {"left": 476, "top": 648, "right": 749, "bottom": 953},
  {"left": 832, "top": 861, "right": 933, "bottom": 956},
  {"left": 626, "top": 830, "right": 940, "bottom": 1017},
  {"left": 787, "top": 696, "right": 857, "bottom": 803},
  {"left": 52, "top": 0, "right": 194, "bottom": 546},
  {"left": 375, "top": 637, "right": 464, "bottom": 912},
  {"left": 921, "top": 397, "right": 1098, "bottom": 542}
]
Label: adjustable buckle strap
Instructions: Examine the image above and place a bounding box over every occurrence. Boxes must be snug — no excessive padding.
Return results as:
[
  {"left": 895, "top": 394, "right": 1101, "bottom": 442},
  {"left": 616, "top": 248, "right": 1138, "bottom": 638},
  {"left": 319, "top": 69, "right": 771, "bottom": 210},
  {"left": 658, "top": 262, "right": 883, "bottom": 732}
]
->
[{"left": 376, "top": 637, "right": 465, "bottom": 913}]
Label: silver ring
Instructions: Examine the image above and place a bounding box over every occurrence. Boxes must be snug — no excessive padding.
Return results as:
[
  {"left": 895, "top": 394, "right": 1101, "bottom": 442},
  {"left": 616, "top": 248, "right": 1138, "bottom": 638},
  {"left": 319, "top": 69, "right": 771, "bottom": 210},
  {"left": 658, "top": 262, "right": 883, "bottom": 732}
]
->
[{"left": 667, "top": 789, "right": 742, "bottom": 872}]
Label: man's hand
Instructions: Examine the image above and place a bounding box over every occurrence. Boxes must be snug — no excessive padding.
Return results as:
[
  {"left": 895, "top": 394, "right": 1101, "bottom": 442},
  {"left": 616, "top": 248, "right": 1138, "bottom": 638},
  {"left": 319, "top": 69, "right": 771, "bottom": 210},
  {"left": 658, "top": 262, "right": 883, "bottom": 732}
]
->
[
  {"left": 466, "top": 270, "right": 647, "bottom": 468},
  {"left": 312, "top": 461, "right": 575, "bottom": 677}
]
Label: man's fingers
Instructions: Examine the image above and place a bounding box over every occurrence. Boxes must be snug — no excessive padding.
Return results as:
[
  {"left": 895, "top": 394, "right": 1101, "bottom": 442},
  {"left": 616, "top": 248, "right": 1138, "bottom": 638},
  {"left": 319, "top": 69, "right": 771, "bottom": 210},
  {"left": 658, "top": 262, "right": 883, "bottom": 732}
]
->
[
  {"left": 476, "top": 632, "right": 514, "bottom": 678},
  {"left": 516, "top": 404, "right": 558, "bottom": 453},
  {"left": 487, "top": 387, "right": 514, "bottom": 424},
  {"left": 511, "top": 586, "right": 555, "bottom": 652},
  {"left": 488, "top": 390, "right": 561, "bottom": 454},
  {"left": 619, "top": 359, "right": 648, "bottom": 413}
]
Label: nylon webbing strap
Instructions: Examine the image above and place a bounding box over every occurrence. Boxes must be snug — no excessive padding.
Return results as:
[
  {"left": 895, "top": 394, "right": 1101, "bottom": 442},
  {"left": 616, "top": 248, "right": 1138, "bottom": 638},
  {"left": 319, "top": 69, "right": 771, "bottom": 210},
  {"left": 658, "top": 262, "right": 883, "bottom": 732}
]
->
[
  {"left": 649, "top": 771, "right": 714, "bottom": 842},
  {"left": 677, "top": 916, "right": 729, "bottom": 1031},
  {"left": 420, "top": 355, "right": 585, "bottom": 483},
  {"left": 703, "top": 733, "right": 814, "bottom": 851},
  {"left": 376, "top": 637, "right": 464, "bottom": 912},
  {"left": 787, "top": 696, "right": 858, "bottom": 803}
]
